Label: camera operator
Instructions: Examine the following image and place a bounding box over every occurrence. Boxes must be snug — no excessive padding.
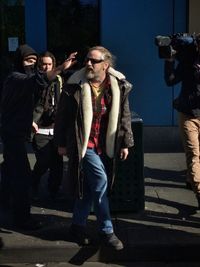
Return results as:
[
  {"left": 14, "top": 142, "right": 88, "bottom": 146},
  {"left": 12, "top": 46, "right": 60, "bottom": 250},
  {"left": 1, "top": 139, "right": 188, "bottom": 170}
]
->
[{"left": 164, "top": 34, "right": 200, "bottom": 210}]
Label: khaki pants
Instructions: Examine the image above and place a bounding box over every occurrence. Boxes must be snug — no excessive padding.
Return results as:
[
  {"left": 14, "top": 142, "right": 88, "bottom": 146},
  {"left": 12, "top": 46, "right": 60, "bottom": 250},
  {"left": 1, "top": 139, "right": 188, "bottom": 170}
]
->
[{"left": 178, "top": 112, "right": 200, "bottom": 194}]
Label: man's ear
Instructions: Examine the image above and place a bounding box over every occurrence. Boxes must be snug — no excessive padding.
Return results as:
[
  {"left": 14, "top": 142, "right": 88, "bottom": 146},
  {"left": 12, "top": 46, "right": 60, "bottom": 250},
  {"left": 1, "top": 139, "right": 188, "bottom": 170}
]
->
[{"left": 104, "top": 62, "right": 109, "bottom": 71}]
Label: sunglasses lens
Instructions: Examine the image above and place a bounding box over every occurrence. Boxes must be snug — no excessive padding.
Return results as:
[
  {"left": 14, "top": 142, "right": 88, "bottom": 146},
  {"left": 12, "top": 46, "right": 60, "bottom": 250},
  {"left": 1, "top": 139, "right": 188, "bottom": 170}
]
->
[{"left": 86, "top": 58, "right": 103, "bottom": 64}]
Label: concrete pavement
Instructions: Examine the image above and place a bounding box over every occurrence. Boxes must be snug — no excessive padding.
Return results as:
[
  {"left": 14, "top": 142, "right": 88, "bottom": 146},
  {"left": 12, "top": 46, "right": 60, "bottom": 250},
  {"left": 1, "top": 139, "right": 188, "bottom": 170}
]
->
[{"left": 0, "top": 135, "right": 200, "bottom": 265}]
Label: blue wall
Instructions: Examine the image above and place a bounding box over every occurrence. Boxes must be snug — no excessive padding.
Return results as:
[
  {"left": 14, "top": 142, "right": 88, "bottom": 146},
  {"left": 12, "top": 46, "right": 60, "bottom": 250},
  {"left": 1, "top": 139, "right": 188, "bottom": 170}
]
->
[
  {"left": 25, "top": 0, "right": 47, "bottom": 52},
  {"left": 100, "top": 0, "right": 187, "bottom": 125},
  {"left": 24, "top": 0, "right": 187, "bottom": 126}
]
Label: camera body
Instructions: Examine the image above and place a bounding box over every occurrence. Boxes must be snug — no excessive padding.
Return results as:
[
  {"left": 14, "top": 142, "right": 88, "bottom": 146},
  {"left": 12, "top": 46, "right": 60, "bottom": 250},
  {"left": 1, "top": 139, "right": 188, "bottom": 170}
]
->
[{"left": 155, "top": 33, "right": 198, "bottom": 63}]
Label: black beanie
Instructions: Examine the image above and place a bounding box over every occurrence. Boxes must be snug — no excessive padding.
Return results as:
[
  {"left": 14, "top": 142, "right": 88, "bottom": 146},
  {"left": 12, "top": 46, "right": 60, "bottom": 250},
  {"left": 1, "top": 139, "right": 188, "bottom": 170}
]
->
[{"left": 14, "top": 44, "right": 38, "bottom": 72}]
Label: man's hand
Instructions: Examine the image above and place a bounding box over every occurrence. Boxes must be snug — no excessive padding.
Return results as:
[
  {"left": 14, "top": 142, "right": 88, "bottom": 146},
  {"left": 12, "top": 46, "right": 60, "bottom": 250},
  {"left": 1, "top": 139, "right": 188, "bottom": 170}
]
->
[
  {"left": 165, "top": 57, "right": 175, "bottom": 62},
  {"left": 120, "top": 148, "right": 129, "bottom": 161},
  {"left": 62, "top": 52, "right": 78, "bottom": 71},
  {"left": 47, "top": 52, "right": 78, "bottom": 81}
]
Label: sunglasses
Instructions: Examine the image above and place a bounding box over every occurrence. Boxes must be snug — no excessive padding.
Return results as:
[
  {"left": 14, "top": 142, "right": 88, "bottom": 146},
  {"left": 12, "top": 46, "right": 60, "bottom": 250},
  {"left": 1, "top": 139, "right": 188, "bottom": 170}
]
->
[{"left": 85, "top": 57, "right": 104, "bottom": 64}]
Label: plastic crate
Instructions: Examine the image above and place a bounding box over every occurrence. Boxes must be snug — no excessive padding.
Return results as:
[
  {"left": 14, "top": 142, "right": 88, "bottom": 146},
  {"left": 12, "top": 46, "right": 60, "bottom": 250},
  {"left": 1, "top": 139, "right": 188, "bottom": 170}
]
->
[{"left": 110, "top": 112, "right": 144, "bottom": 213}]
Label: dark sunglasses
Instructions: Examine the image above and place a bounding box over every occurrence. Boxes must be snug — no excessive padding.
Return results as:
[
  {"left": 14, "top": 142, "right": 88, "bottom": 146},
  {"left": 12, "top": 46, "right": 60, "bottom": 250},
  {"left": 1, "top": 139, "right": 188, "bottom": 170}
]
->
[{"left": 85, "top": 57, "right": 104, "bottom": 64}]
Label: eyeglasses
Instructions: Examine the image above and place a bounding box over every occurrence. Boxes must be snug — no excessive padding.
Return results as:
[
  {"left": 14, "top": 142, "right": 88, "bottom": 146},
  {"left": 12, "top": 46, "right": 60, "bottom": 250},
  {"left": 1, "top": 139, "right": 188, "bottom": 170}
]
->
[{"left": 85, "top": 57, "right": 104, "bottom": 64}]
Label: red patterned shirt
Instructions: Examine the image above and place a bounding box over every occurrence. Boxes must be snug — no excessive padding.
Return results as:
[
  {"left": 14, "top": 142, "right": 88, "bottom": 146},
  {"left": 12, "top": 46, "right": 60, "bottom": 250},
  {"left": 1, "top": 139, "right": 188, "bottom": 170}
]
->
[{"left": 87, "top": 79, "right": 111, "bottom": 154}]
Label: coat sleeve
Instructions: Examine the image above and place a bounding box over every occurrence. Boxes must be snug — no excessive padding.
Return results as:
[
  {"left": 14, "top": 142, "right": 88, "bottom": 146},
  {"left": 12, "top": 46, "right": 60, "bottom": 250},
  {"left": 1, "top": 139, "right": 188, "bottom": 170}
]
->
[
  {"left": 54, "top": 86, "right": 78, "bottom": 150},
  {"left": 164, "top": 60, "right": 182, "bottom": 86},
  {"left": 54, "top": 91, "right": 69, "bottom": 147},
  {"left": 118, "top": 81, "right": 134, "bottom": 149}
]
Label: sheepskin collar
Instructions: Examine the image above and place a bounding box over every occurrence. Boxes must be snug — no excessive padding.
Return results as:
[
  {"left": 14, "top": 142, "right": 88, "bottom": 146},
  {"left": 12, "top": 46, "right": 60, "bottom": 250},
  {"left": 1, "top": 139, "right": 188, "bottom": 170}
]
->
[{"left": 67, "top": 67, "right": 123, "bottom": 158}]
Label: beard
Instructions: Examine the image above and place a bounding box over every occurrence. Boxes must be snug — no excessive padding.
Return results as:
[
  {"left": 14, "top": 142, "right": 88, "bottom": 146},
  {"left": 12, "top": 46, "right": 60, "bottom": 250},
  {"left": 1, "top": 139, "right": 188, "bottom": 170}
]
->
[
  {"left": 85, "top": 67, "right": 101, "bottom": 81},
  {"left": 85, "top": 68, "right": 94, "bottom": 80}
]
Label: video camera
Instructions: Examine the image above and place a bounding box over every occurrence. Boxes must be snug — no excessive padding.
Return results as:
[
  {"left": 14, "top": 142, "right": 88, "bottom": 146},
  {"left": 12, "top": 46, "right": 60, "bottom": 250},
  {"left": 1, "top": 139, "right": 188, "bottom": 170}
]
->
[{"left": 155, "top": 33, "right": 199, "bottom": 63}]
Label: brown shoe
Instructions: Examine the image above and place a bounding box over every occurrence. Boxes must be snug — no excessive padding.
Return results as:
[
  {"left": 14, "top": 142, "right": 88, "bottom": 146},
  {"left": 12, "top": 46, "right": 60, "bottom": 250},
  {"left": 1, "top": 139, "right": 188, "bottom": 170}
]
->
[{"left": 100, "top": 232, "right": 124, "bottom": 250}]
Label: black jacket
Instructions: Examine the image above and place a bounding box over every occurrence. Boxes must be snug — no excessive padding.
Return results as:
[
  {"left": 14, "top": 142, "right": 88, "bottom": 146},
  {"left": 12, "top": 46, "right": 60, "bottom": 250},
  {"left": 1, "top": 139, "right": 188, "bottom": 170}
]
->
[
  {"left": 32, "top": 75, "right": 62, "bottom": 127},
  {"left": 0, "top": 44, "right": 49, "bottom": 138},
  {"left": 164, "top": 59, "right": 200, "bottom": 117}
]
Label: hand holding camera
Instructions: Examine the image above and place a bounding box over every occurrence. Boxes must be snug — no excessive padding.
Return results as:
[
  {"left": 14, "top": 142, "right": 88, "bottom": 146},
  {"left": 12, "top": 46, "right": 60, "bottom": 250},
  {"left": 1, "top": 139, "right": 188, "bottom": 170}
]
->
[{"left": 155, "top": 33, "right": 198, "bottom": 64}]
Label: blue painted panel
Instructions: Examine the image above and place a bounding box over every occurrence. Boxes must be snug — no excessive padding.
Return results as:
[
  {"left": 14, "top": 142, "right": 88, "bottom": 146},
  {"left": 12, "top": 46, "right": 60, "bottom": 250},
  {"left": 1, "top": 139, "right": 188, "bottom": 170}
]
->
[
  {"left": 25, "top": 0, "right": 46, "bottom": 52},
  {"left": 100, "top": 0, "right": 186, "bottom": 125}
]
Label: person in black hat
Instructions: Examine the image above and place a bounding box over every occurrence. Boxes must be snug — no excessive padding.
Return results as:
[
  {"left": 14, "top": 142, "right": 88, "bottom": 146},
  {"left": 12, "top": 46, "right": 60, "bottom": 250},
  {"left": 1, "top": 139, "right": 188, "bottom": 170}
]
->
[{"left": 0, "top": 44, "right": 76, "bottom": 230}]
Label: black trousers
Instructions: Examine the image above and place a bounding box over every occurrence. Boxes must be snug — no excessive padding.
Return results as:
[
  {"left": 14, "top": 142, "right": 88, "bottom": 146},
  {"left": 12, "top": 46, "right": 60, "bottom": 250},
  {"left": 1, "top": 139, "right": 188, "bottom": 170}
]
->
[
  {"left": 32, "top": 134, "right": 63, "bottom": 195},
  {"left": 0, "top": 135, "right": 31, "bottom": 224}
]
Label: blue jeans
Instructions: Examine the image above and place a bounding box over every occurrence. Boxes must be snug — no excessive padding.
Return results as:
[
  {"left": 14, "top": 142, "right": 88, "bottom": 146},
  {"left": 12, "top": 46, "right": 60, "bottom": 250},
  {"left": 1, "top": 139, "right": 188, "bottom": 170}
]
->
[{"left": 72, "top": 148, "right": 113, "bottom": 234}]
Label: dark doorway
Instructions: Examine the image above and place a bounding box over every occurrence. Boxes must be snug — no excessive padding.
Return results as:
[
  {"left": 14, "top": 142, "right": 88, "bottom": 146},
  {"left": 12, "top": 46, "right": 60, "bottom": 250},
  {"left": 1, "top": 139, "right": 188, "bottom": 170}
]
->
[
  {"left": 46, "top": 0, "right": 100, "bottom": 67},
  {"left": 0, "top": 0, "right": 25, "bottom": 89}
]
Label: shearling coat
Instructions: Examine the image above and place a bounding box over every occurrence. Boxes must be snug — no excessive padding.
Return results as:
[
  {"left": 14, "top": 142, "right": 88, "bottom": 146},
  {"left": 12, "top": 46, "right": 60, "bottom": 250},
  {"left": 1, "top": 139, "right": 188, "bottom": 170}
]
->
[{"left": 54, "top": 67, "right": 134, "bottom": 198}]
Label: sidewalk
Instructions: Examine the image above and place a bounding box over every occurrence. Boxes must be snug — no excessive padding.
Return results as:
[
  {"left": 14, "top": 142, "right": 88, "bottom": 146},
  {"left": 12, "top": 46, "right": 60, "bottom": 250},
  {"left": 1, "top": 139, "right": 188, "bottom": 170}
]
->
[{"left": 0, "top": 151, "right": 200, "bottom": 265}]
